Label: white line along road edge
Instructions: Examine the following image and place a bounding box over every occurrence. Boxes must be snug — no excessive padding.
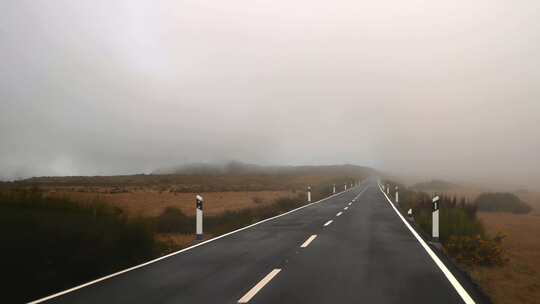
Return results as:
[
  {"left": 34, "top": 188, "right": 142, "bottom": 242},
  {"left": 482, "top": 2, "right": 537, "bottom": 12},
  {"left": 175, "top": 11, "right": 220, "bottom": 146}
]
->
[
  {"left": 300, "top": 235, "right": 317, "bottom": 248},
  {"left": 379, "top": 185, "right": 476, "bottom": 304},
  {"left": 238, "top": 269, "right": 282, "bottom": 303},
  {"left": 28, "top": 182, "right": 365, "bottom": 304}
]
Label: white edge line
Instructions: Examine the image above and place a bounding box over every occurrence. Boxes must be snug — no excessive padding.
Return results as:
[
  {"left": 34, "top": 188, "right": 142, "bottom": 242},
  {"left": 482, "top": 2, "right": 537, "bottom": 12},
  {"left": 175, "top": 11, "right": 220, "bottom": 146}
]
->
[
  {"left": 237, "top": 269, "right": 282, "bottom": 303},
  {"left": 323, "top": 220, "right": 333, "bottom": 227},
  {"left": 300, "top": 235, "right": 318, "bottom": 248},
  {"left": 378, "top": 184, "right": 475, "bottom": 304},
  {"left": 28, "top": 185, "right": 363, "bottom": 304}
]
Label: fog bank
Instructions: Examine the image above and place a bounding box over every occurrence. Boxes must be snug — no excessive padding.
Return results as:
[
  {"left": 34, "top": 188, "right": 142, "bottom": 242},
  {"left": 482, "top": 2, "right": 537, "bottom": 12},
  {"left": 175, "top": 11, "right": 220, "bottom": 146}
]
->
[{"left": 1, "top": 1, "right": 539, "bottom": 189}]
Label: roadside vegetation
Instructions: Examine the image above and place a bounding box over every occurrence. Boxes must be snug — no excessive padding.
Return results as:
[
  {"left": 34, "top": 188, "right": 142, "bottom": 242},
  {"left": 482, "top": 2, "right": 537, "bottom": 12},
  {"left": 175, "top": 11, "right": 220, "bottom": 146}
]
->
[
  {"left": 0, "top": 188, "right": 158, "bottom": 303},
  {"left": 1, "top": 174, "right": 360, "bottom": 303},
  {"left": 475, "top": 192, "right": 532, "bottom": 214},
  {"left": 383, "top": 181, "right": 506, "bottom": 267},
  {"left": 385, "top": 180, "right": 540, "bottom": 303},
  {"left": 155, "top": 194, "right": 306, "bottom": 236},
  {"left": 155, "top": 177, "right": 353, "bottom": 238}
]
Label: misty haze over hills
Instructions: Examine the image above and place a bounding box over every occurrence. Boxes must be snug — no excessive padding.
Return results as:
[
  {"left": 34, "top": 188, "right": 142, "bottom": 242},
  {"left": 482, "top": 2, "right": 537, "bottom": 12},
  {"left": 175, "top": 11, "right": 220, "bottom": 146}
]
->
[
  {"left": 1, "top": 1, "right": 539, "bottom": 189},
  {"left": 153, "top": 161, "right": 376, "bottom": 176},
  {"left": 2, "top": 162, "right": 375, "bottom": 186}
]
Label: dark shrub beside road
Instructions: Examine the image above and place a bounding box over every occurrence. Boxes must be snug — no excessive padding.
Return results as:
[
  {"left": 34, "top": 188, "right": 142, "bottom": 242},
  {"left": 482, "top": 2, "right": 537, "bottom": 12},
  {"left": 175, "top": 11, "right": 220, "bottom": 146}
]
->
[
  {"left": 0, "top": 188, "right": 158, "bottom": 303},
  {"left": 475, "top": 192, "right": 532, "bottom": 214}
]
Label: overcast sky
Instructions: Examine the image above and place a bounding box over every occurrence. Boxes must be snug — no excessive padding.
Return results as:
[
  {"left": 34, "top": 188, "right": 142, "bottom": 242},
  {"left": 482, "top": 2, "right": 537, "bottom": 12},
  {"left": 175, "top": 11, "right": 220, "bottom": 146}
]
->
[{"left": 1, "top": 1, "right": 539, "bottom": 188}]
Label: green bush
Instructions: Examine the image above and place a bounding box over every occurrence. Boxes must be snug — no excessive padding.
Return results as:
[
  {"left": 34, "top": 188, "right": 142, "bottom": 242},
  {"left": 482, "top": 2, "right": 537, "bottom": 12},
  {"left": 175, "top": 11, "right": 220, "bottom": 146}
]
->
[
  {"left": 0, "top": 188, "right": 158, "bottom": 303},
  {"left": 415, "top": 207, "right": 485, "bottom": 243},
  {"left": 475, "top": 192, "right": 532, "bottom": 214},
  {"left": 155, "top": 207, "right": 194, "bottom": 233}
]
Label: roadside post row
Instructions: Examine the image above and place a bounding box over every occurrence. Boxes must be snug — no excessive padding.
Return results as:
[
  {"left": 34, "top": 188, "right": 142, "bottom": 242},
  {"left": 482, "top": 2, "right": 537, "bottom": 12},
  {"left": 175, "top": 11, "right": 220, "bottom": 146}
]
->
[{"left": 237, "top": 185, "right": 365, "bottom": 303}]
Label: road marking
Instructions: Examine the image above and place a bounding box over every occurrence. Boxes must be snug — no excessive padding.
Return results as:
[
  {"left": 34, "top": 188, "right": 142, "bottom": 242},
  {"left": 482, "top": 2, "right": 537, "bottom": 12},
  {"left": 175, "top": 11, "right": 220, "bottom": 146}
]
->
[
  {"left": 336, "top": 211, "right": 343, "bottom": 217},
  {"left": 352, "top": 187, "right": 368, "bottom": 201},
  {"left": 379, "top": 185, "right": 476, "bottom": 304},
  {"left": 348, "top": 202, "right": 352, "bottom": 206},
  {"left": 324, "top": 220, "right": 333, "bottom": 227},
  {"left": 344, "top": 206, "right": 349, "bottom": 210},
  {"left": 27, "top": 185, "right": 362, "bottom": 304},
  {"left": 300, "top": 235, "right": 317, "bottom": 248},
  {"left": 238, "top": 269, "right": 281, "bottom": 303}
]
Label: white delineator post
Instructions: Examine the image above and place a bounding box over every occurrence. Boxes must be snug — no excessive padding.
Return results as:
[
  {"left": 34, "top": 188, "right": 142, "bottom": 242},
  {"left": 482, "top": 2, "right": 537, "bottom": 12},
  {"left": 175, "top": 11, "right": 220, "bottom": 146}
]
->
[
  {"left": 386, "top": 184, "right": 390, "bottom": 195},
  {"left": 344, "top": 183, "right": 347, "bottom": 190},
  {"left": 307, "top": 185, "right": 312, "bottom": 203},
  {"left": 432, "top": 195, "right": 440, "bottom": 241},
  {"left": 332, "top": 184, "right": 336, "bottom": 194},
  {"left": 196, "top": 194, "right": 204, "bottom": 240},
  {"left": 395, "top": 186, "right": 399, "bottom": 206}
]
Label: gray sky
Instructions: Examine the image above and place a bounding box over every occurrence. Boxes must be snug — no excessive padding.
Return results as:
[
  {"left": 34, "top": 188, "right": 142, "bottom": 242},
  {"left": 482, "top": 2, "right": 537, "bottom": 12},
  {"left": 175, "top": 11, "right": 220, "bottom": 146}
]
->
[{"left": 1, "top": 1, "right": 539, "bottom": 188}]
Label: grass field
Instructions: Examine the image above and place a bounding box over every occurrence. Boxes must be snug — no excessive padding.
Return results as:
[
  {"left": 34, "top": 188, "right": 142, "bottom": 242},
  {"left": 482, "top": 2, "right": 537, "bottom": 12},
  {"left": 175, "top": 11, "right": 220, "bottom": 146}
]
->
[
  {"left": 475, "top": 190, "right": 540, "bottom": 304},
  {"left": 472, "top": 212, "right": 540, "bottom": 304},
  {"left": 47, "top": 189, "right": 297, "bottom": 217}
]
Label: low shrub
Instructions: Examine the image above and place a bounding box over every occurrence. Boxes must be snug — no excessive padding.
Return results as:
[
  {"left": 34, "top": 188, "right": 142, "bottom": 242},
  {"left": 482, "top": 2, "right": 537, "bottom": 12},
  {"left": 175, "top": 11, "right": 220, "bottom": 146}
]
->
[
  {"left": 415, "top": 207, "right": 485, "bottom": 243},
  {"left": 475, "top": 192, "right": 532, "bottom": 214},
  {"left": 0, "top": 188, "right": 158, "bottom": 303},
  {"left": 382, "top": 180, "right": 507, "bottom": 267},
  {"left": 155, "top": 207, "right": 193, "bottom": 233},
  {"left": 445, "top": 233, "right": 508, "bottom": 266},
  {"left": 154, "top": 194, "right": 306, "bottom": 236}
]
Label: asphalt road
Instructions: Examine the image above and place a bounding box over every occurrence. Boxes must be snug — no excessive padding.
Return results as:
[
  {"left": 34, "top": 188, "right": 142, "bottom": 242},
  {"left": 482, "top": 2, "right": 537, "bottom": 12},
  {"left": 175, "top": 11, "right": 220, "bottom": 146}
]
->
[{"left": 34, "top": 178, "right": 483, "bottom": 304}]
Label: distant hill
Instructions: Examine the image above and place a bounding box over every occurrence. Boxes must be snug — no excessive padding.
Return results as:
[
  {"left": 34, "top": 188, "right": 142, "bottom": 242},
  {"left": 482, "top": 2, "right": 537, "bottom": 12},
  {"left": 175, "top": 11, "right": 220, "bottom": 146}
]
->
[
  {"left": 411, "top": 179, "right": 460, "bottom": 191},
  {"left": 153, "top": 161, "right": 376, "bottom": 177},
  {"left": 2, "top": 162, "right": 376, "bottom": 190},
  {"left": 475, "top": 193, "right": 532, "bottom": 214}
]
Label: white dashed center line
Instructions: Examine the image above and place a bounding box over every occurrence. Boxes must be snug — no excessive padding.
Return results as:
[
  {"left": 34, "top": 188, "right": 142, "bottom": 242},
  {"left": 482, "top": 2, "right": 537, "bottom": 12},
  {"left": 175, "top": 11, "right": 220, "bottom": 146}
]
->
[
  {"left": 300, "top": 235, "right": 317, "bottom": 248},
  {"left": 336, "top": 212, "right": 343, "bottom": 217},
  {"left": 344, "top": 207, "right": 349, "bottom": 210},
  {"left": 324, "top": 220, "right": 333, "bottom": 227},
  {"left": 238, "top": 269, "right": 282, "bottom": 303},
  {"left": 348, "top": 202, "right": 352, "bottom": 206}
]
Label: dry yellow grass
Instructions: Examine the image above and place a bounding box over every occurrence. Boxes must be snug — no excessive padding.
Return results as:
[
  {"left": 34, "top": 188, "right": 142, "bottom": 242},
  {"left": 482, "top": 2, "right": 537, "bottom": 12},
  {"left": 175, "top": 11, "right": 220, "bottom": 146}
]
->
[
  {"left": 48, "top": 189, "right": 297, "bottom": 217},
  {"left": 471, "top": 212, "right": 540, "bottom": 304}
]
